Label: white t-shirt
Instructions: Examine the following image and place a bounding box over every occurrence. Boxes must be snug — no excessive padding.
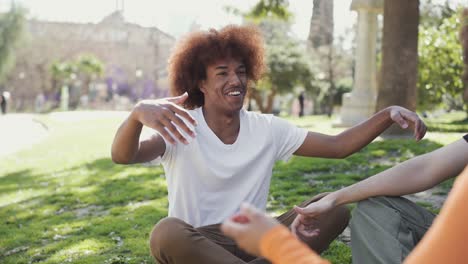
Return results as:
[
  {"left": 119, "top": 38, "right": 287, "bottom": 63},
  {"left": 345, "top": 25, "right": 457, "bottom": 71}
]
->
[{"left": 160, "top": 107, "right": 307, "bottom": 227}]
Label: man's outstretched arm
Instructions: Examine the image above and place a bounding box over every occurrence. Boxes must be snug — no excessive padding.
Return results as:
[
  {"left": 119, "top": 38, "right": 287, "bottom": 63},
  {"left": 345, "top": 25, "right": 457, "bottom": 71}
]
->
[
  {"left": 111, "top": 93, "right": 196, "bottom": 164},
  {"left": 294, "top": 106, "right": 426, "bottom": 158}
]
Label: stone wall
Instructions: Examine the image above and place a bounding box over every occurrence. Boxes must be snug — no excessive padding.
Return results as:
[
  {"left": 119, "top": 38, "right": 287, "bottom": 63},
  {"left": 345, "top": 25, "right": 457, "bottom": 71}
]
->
[{"left": 6, "top": 11, "right": 175, "bottom": 111}]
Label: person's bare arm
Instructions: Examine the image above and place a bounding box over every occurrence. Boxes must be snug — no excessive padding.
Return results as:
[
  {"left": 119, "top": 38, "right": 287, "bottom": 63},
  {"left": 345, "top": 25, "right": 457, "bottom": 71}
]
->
[
  {"left": 294, "top": 106, "right": 426, "bottom": 158},
  {"left": 111, "top": 93, "right": 197, "bottom": 164},
  {"left": 291, "top": 138, "right": 468, "bottom": 237},
  {"left": 331, "top": 138, "right": 468, "bottom": 205}
]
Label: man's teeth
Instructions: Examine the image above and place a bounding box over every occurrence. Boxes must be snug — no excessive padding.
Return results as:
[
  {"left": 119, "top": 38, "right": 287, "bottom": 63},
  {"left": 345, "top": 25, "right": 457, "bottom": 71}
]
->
[{"left": 228, "top": 91, "right": 241, "bottom": 96}]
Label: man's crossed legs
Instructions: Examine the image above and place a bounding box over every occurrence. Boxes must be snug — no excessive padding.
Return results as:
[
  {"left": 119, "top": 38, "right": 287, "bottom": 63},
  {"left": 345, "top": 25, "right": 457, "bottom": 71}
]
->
[{"left": 150, "top": 195, "right": 350, "bottom": 264}]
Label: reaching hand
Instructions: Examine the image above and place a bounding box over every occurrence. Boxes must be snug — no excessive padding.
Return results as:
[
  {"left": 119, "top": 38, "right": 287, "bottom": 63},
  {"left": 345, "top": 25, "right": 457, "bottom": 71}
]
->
[
  {"left": 291, "top": 195, "right": 336, "bottom": 238},
  {"left": 131, "top": 92, "right": 197, "bottom": 145},
  {"left": 221, "top": 203, "right": 279, "bottom": 257},
  {"left": 388, "top": 106, "right": 426, "bottom": 141}
]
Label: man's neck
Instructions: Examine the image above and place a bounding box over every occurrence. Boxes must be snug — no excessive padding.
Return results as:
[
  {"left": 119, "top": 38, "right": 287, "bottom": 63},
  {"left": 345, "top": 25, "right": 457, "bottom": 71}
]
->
[{"left": 202, "top": 106, "right": 241, "bottom": 144}]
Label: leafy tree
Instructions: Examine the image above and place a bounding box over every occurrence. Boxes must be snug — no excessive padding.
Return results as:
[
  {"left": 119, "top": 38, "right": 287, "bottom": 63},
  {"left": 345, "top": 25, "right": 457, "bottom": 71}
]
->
[
  {"left": 76, "top": 54, "right": 104, "bottom": 95},
  {"left": 50, "top": 55, "right": 105, "bottom": 109},
  {"left": 0, "top": 5, "right": 25, "bottom": 84},
  {"left": 50, "top": 61, "right": 76, "bottom": 92},
  {"left": 420, "top": 0, "right": 455, "bottom": 28},
  {"left": 460, "top": 8, "right": 468, "bottom": 112},
  {"left": 250, "top": 19, "right": 315, "bottom": 113},
  {"left": 418, "top": 10, "right": 464, "bottom": 112},
  {"left": 227, "top": 1, "right": 314, "bottom": 113},
  {"left": 245, "top": 0, "right": 292, "bottom": 21},
  {"left": 377, "top": 0, "right": 419, "bottom": 119}
]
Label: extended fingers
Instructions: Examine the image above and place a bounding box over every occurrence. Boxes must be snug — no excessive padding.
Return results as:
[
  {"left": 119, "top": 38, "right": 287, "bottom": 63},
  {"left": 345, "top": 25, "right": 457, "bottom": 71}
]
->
[
  {"left": 151, "top": 121, "right": 176, "bottom": 145},
  {"left": 163, "top": 105, "right": 196, "bottom": 137},
  {"left": 392, "top": 111, "right": 409, "bottom": 129},
  {"left": 166, "top": 103, "right": 197, "bottom": 127},
  {"left": 159, "top": 116, "right": 189, "bottom": 144},
  {"left": 294, "top": 205, "right": 318, "bottom": 217},
  {"left": 221, "top": 219, "right": 245, "bottom": 240},
  {"left": 400, "top": 110, "right": 427, "bottom": 141},
  {"left": 414, "top": 118, "right": 427, "bottom": 141},
  {"left": 291, "top": 215, "right": 301, "bottom": 237}
]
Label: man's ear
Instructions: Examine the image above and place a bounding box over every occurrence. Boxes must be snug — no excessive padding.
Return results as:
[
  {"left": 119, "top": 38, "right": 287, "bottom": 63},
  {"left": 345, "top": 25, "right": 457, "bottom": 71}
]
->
[{"left": 199, "top": 80, "right": 206, "bottom": 94}]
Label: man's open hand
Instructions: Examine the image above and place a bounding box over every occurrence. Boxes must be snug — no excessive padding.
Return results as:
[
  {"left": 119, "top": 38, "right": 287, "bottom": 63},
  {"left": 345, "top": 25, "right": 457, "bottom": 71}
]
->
[{"left": 131, "top": 92, "right": 197, "bottom": 145}]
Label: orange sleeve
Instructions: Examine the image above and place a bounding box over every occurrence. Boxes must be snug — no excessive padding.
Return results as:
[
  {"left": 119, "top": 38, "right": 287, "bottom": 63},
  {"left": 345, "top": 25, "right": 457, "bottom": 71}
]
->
[
  {"left": 259, "top": 225, "right": 330, "bottom": 264},
  {"left": 404, "top": 165, "right": 468, "bottom": 264}
]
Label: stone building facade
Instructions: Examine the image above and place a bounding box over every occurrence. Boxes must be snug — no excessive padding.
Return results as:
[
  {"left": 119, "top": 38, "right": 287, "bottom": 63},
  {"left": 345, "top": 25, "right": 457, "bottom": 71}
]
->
[{"left": 6, "top": 11, "right": 175, "bottom": 111}]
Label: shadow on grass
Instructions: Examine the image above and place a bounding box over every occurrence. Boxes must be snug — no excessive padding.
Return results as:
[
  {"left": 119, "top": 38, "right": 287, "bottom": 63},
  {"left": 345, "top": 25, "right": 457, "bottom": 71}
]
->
[
  {"left": 427, "top": 114, "right": 468, "bottom": 133},
  {"left": 0, "top": 158, "right": 167, "bottom": 263}
]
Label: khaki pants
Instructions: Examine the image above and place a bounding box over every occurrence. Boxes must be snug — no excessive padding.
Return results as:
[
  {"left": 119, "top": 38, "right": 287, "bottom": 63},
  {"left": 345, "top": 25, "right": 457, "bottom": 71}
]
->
[
  {"left": 350, "top": 196, "right": 436, "bottom": 264},
  {"left": 150, "top": 194, "right": 350, "bottom": 264}
]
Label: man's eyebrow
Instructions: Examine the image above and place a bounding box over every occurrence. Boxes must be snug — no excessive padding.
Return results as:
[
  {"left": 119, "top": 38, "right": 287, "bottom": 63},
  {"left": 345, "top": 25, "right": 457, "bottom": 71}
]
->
[{"left": 215, "top": 66, "right": 228, "bottom": 70}]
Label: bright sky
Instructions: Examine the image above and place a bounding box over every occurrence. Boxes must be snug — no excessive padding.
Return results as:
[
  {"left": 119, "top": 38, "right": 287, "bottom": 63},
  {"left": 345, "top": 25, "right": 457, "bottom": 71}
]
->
[
  {"left": 0, "top": 0, "right": 356, "bottom": 41},
  {"left": 1, "top": 0, "right": 463, "bottom": 42}
]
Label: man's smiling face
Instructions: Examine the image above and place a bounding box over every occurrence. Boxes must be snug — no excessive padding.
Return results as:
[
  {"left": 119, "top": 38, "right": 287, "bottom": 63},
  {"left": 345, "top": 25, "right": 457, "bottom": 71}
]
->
[{"left": 200, "top": 57, "right": 248, "bottom": 113}]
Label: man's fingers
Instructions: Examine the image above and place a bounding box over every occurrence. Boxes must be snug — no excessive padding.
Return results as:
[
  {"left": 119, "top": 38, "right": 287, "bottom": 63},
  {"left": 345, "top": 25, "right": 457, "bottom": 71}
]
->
[
  {"left": 221, "top": 219, "right": 246, "bottom": 240},
  {"left": 240, "top": 203, "right": 260, "bottom": 217},
  {"left": 393, "top": 112, "right": 409, "bottom": 129},
  {"left": 290, "top": 216, "right": 301, "bottom": 238},
  {"left": 167, "top": 92, "right": 189, "bottom": 105},
  {"left": 166, "top": 103, "right": 197, "bottom": 127},
  {"left": 416, "top": 120, "right": 427, "bottom": 141},
  {"left": 159, "top": 117, "right": 189, "bottom": 145},
  {"left": 294, "top": 205, "right": 316, "bottom": 217},
  {"left": 152, "top": 122, "right": 176, "bottom": 145},
  {"left": 414, "top": 119, "right": 425, "bottom": 141},
  {"left": 232, "top": 214, "right": 250, "bottom": 224},
  {"left": 298, "top": 228, "right": 320, "bottom": 238},
  {"left": 221, "top": 220, "right": 239, "bottom": 238},
  {"left": 163, "top": 105, "right": 196, "bottom": 137}
]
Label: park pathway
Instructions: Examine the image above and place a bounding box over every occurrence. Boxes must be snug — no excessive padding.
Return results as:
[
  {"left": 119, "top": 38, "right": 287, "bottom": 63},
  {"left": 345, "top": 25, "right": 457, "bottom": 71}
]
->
[{"left": 0, "top": 114, "right": 48, "bottom": 158}]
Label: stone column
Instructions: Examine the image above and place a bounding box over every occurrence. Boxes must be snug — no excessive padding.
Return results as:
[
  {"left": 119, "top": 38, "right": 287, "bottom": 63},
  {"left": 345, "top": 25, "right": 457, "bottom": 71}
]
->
[{"left": 338, "top": 0, "right": 383, "bottom": 126}]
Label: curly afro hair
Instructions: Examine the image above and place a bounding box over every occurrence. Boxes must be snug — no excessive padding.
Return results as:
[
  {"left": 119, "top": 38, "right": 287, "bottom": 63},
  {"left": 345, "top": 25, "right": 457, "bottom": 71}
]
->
[{"left": 168, "top": 24, "right": 266, "bottom": 109}]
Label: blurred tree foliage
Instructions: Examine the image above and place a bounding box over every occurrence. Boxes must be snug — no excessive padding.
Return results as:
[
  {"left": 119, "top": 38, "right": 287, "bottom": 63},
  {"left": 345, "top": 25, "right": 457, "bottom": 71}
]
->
[
  {"left": 250, "top": 19, "right": 314, "bottom": 113},
  {"left": 246, "top": 0, "right": 292, "bottom": 21},
  {"left": 226, "top": 0, "right": 315, "bottom": 113},
  {"left": 50, "top": 54, "right": 104, "bottom": 109},
  {"left": 418, "top": 5, "right": 465, "bottom": 112},
  {"left": 0, "top": 5, "right": 25, "bottom": 84},
  {"left": 460, "top": 8, "right": 468, "bottom": 111},
  {"left": 76, "top": 54, "right": 104, "bottom": 95}
]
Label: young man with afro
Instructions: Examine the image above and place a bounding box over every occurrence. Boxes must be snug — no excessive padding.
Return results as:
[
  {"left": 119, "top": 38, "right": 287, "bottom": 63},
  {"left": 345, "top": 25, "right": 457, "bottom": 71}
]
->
[{"left": 111, "top": 24, "right": 427, "bottom": 264}]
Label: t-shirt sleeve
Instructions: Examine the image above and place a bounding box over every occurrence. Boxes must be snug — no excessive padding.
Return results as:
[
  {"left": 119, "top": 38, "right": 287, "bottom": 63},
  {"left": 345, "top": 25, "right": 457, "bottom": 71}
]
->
[
  {"left": 160, "top": 134, "right": 174, "bottom": 165},
  {"left": 160, "top": 113, "right": 195, "bottom": 165},
  {"left": 463, "top": 134, "right": 467, "bottom": 143},
  {"left": 271, "top": 116, "right": 308, "bottom": 162}
]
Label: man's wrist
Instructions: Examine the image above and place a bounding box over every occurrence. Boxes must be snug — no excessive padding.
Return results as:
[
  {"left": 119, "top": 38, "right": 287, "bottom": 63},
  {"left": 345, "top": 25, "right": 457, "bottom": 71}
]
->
[
  {"left": 128, "top": 105, "right": 143, "bottom": 127},
  {"left": 328, "top": 191, "right": 345, "bottom": 207}
]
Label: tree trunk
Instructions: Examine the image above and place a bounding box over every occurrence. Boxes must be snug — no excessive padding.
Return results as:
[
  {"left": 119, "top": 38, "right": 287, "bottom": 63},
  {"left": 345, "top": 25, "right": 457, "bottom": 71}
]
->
[
  {"left": 461, "top": 8, "right": 468, "bottom": 116},
  {"left": 377, "top": 0, "right": 419, "bottom": 136},
  {"left": 308, "top": 0, "right": 334, "bottom": 49},
  {"left": 249, "top": 88, "right": 277, "bottom": 113},
  {"left": 265, "top": 88, "right": 277, "bottom": 113},
  {"left": 326, "top": 46, "right": 336, "bottom": 117},
  {"left": 250, "top": 88, "right": 266, "bottom": 113}
]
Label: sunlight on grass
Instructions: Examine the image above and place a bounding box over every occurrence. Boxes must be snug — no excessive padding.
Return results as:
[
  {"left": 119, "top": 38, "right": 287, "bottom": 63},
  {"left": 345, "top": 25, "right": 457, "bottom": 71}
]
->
[
  {"left": 47, "top": 239, "right": 111, "bottom": 263},
  {"left": 0, "top": 189, "right": 48, "bottom": 207}
]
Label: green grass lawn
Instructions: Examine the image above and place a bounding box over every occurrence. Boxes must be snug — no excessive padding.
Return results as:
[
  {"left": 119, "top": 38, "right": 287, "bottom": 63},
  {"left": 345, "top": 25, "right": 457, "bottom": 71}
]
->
[{"left": 0, "top": 111, "right": 466, "bottom": 264}]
